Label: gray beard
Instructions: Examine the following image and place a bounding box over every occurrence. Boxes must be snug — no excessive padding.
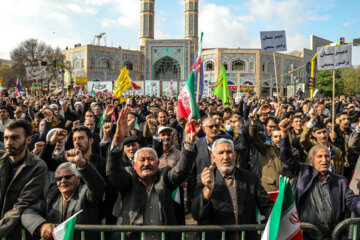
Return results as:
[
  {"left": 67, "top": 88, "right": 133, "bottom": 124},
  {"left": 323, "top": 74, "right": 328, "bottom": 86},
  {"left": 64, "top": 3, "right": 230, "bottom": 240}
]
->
[
  {"left": 219, "top": 165, "right": 235, "bottom": 175},
  {"left": 52, "top": 149, "right": 65, "bottom": 159}
]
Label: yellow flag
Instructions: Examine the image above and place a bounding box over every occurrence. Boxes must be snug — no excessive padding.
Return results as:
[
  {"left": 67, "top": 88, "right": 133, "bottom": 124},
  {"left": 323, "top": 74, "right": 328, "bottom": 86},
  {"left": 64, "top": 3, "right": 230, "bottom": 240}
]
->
[{"left": 113, "top": 66, "right": 131, "bottom": 98}]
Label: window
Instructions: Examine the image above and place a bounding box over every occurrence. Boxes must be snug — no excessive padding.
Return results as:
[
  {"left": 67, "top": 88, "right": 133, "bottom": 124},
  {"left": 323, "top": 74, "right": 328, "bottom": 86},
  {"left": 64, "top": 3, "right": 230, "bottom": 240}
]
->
[
  {"left": 81, "top": 59, "right": 84, "bottom": 69},
  {"left": 185, "top": 15, "right": 189, "bottom": 35},
  {"left": 262, "top": 64, "right": 265, "bottom": 72},
  {"left": 249, "top": 62, "right": 255, "bottom": 72},
  {"left": 150, "top": 3, "right": 153, "bottom": 10},
  {"left": 144, "top": 15, "right": 148, "bottom": 35},
  {"left": 205, "top": 61, "right": 215, "bottom": 71},
  {"left": 149, "top": 16, "right": 153, "bottom": 35},
  {"left": 73, "top": 58, "right": 80, "bottom": 69},
  {"left": 100, "top": 59, "right": 110, "bottom": 69},
  {"left": 124, "top": 61, "right": 134, "bottom": 71},
  {"left": 231, "top": 60, "right": 245, "bottom": 71},
  {"left": 189, "top": 15, "right": 193, "bottom": 35},
  {"left": 224, "top": 63, "right": 228, "bottom": 71},
  {"left": 195, "top": 15, "right": 198, "bottom": 35},
  {"left": 195, "top": 2, "right": 198, "bottom": 9},
  {"left": 115, "top": 61, "right": 120, "bottom": 70},
  {"left": 267, "top": 62, "right": 274, "bottom": 73},
  {"left": 189, "top": 2, "right": 193, "bottom": 9},
  {"left": 91, "top": 58, "right": 95, "bottom": 68},
  {"left": 144, "top": 3, "right": 148, "bottom": 10}
]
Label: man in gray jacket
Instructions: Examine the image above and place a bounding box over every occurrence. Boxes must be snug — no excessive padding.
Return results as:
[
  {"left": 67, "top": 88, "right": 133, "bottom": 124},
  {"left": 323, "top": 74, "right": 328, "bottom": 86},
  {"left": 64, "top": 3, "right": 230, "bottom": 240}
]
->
[
  {"left": 107, "top": 107, "right": 201, "bottom": 240},
  {"left": 21, "top": 150, "right": 105, "bottom": 240},
  {"left": 0, "top": 119, "right": 47, "bottom": 239}
]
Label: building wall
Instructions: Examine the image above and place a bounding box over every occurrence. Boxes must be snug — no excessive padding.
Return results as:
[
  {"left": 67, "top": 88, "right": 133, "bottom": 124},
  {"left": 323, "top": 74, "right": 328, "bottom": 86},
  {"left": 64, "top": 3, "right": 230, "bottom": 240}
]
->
[
  {"left": 62, "top": 45, "right": 141, "bottom": 87},
  {"left": 145, "top": 39, "right": 190, "bottom": 80}
]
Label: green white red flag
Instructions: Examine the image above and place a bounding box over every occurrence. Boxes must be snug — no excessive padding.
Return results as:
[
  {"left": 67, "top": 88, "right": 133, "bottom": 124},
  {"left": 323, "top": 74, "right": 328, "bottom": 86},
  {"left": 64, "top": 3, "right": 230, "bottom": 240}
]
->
[
  {"left": 177, "top": 71, "right": 201, "bottom": 120},
  {"left": 52, "top": 209, "right": 82, "bottom": 240},
  {"left": 261, "top": 176, "right": 303, "bottom": 240}
]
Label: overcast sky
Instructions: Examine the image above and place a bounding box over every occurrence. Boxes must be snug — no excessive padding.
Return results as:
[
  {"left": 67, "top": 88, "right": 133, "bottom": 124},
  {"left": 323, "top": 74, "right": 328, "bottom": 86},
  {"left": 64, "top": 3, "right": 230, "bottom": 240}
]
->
[{"left": 1, "top": 0, "right": 359, "bottom": 65}]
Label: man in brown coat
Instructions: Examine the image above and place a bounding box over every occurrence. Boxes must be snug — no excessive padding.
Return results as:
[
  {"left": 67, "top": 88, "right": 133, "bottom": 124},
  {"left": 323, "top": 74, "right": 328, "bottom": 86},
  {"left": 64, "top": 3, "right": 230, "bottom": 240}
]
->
[{"left": 0, "top": 119, "right": 47, "bottom": 239}]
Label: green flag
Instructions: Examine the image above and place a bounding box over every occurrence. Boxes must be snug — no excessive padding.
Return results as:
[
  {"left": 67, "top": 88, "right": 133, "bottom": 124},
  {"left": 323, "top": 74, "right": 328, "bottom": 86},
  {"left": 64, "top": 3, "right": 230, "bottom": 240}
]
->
[{"left": 213, "top": 65, "right": 231, "bottom": 107}]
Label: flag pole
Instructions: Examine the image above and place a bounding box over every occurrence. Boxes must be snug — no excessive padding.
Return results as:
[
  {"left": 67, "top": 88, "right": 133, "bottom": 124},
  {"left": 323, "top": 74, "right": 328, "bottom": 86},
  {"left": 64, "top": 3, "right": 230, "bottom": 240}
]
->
[
  {"left": 332, "top": 70, "right": 335, "bottom": 132},
  {"left": 196, "top": 71, "right": 200, "bottom": 103},
  {"left": 273, "top": 51, "right": 280, "bottom": 103}
]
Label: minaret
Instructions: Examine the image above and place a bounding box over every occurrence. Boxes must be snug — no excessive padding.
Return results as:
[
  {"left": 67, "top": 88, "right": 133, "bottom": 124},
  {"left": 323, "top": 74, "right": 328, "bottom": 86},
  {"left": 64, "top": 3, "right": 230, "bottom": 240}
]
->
[
  {"left": 140, "top": 0, "right": 155, "bottom": 48},
  {"left": 184, "top": 0, "right": 199, "bottom": 64}
]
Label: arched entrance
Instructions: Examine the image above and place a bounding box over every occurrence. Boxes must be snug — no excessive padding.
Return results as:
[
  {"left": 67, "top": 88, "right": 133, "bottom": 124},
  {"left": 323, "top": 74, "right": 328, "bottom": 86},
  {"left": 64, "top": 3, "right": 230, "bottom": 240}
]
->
[{"left": 153, "top": 56, "right": 181, "bottom": 80}]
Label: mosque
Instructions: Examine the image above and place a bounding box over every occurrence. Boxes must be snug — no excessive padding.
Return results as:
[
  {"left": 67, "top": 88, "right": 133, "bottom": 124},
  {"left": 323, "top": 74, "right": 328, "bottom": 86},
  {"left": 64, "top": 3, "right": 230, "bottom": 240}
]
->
[{"left": 62, "top": 0, "right": 332, "bottom": 97}]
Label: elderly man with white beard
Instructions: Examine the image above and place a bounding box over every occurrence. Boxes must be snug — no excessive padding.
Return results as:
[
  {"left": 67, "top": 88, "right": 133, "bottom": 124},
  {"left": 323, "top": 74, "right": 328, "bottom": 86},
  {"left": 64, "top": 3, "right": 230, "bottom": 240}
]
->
[{"left": 191, "top": 138, "right": 273, "bottom": 240}]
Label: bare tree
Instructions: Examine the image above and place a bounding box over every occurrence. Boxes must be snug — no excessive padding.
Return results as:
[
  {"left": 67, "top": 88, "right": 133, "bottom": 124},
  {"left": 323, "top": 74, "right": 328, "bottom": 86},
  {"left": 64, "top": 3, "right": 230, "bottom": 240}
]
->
[{"left": 10, "top": 38, "right": 65, "bottom": 91}]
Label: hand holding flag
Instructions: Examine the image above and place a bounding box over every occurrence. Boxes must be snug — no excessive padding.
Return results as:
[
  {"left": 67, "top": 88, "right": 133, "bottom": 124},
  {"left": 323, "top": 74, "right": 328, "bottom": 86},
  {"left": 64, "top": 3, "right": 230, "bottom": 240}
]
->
[
  {"left": 52, "top": 209, "right": 83, "bottom": 240},
  {"left": 261, "top": 176, "right": 303, "bottom": 240}
]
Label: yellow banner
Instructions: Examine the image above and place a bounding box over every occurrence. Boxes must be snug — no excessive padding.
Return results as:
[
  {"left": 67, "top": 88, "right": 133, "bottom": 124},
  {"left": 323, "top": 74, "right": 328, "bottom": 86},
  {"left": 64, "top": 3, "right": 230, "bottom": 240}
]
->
[
  {"left": 75, "top": 77, "right": 87, "bottom": 85},
  {"left": 119, "top": 97, "right": 130, "bottom": 103},
  {"left": 0, "top": 77, "right": 3, "bottom": 85},
  {"left": 113, "top": 66, "right": 131, "bottom": 98}
]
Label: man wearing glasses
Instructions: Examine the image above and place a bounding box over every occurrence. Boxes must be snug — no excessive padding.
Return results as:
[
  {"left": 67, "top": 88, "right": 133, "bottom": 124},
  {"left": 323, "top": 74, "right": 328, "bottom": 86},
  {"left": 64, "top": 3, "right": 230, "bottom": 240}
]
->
[
  {"left": 187, "top": 118, "right": 222, "bottom": 211},
  {"left": 21, "top": 151, "right": 105, "bottom": 240}
]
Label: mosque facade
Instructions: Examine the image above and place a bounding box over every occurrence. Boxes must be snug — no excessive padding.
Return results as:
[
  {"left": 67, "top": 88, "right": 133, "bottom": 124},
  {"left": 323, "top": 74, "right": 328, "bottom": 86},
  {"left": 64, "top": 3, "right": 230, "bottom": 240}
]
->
[{"left": 62, "top": 0, "right": 331, "bottom": 97}]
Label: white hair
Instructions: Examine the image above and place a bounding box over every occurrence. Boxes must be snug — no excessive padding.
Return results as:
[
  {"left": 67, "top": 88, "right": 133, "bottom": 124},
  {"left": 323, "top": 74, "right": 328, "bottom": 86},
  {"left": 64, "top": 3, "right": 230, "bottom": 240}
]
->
[
  {"left": 55, "top": 162, "right": 80, "bottom": 177},
  {"left": 203, "top": 118, "right": 216, "bottom": 127},
  {"left": 134, "top": 147, "right": 158, "bottom": 162},
  {"left": 309, "top": 145, "right": 330, "bottom": 159},
  {"left": 212, "top": 138, "right": 234, "bottom": 153}
]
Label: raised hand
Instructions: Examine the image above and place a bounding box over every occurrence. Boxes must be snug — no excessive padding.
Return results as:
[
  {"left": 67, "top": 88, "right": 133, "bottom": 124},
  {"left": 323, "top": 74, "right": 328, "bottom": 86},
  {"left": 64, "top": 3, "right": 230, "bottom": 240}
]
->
[
  {"left": 102, "top": 122, "right": 113, "bottom": 142},
  {"left": 113, "top": 106, "right": 134, "bottom": 143},
  {"left": 43, "top": 109, "right": 53, "bottom": 121},
  {"left": 72, "top": 120, "right": 81, "bottom": 129},
  {"left": 309, "top": 108, "right": 317, "bottom": 123},
  {"left": 50, "top": 129, "right": 68, "bottom": 145},
  {"left": 64, "top": 120, "right": 73, "bottom": 128},
  {"left": 329, "top": 131, "right": 337, "bottom": 142},
  {"left": 249, "top": 113, "right": 257, "bottom": 124},
  {"left": 184, "top": 119, "right": 202, "bottom": 143},
  {"left": 279, "top": 118, "right": 292, "bottom": 138},
  {"left": 201, "top": 164, "right": 215, "bottom": 200},
  {"left": 34, "top": 141, "right": 45, "bottom": 154},
  {"left": 65, "top": 148, "right": 86, "bottom": 168},
  {"left": 104, "top": 104, "right": 115, "bottom": 120}
]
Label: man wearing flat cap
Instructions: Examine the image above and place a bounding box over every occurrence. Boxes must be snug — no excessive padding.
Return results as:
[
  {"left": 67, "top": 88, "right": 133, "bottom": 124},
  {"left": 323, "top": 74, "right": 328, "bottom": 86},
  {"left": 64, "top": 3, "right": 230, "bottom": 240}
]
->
[{"left": 122, "top": 135, "right": 142, "bottom": 167}]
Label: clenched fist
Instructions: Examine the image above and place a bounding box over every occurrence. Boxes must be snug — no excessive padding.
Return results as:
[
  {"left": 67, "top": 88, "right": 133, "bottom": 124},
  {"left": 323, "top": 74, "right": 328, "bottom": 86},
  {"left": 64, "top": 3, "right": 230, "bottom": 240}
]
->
[
  {"left": 50, "top": 129, "right": 68, "bottom": 145},
  {"left": 65, "top": 149, "right": 86, "bottom": 168},
  {"left": 249, "top": 113, "right": 257, "bottom": 124}
]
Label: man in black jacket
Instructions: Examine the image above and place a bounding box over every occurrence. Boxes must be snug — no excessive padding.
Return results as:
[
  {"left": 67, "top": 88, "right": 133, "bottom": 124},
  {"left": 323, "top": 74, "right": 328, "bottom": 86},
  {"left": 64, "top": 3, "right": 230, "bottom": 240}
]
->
[
  {"left": 191, "top": 137, "right": 273, "bottom": 240},
  {"left": 107, "top": 107, "right": 200, "bottom": 240}
]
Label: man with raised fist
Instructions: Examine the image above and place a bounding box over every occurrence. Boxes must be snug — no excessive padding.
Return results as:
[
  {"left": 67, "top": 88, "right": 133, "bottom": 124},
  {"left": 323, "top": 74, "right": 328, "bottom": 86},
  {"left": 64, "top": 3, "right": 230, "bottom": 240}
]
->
[
  {"left": 280, "top": 117, "right": 360, "bottom": 239},
  {"left": 21, "top": 149, "right": 105, "bottom": 240}
]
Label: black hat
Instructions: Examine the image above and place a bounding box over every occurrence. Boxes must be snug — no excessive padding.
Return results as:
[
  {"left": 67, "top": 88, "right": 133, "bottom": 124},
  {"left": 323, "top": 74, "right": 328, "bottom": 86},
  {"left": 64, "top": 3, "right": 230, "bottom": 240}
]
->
[{"left": 123, "top": 136, "right": 140, "bottom": 145}]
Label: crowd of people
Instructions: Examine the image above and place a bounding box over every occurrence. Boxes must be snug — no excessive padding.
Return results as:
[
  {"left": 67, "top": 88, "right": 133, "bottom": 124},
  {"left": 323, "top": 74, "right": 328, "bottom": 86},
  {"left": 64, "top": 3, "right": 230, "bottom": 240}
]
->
[{"left": 0, "top": 92, "right": 360, "bottom": 239}]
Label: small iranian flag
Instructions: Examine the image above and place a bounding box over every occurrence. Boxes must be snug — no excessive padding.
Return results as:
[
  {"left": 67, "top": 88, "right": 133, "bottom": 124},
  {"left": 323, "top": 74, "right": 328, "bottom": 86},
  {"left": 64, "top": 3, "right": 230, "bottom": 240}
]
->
[
  {"left": 261, "top": 177, "right": 303, "bottom": 240},
  {"left": 172, "top": 187, "right": 181, "bottom": 204},
  {"left": 177, "top": 71, "right": 201, "bottom": 120},
  {"left": 52, "top": 209, "right": 82, "bottom": 240}
]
